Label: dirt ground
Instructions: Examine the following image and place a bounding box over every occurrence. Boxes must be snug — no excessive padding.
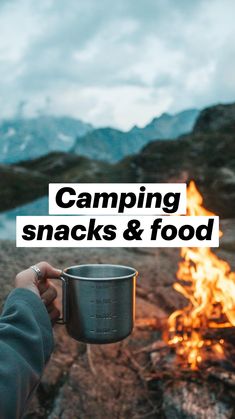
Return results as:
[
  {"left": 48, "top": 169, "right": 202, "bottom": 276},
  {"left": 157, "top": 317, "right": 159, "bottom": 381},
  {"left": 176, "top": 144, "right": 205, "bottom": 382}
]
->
[{"left": 0, "top": 219, "right": 234, "bottom": 418}]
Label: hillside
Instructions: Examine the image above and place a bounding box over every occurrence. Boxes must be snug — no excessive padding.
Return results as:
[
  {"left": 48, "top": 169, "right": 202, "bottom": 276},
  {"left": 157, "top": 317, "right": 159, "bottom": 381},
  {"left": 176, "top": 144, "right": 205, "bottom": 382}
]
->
[
  {"left": 0, "top": 153, "right": 110, "bottom": 212},
  {"left": 115, "top": 132, "right": 234, "bottom": 216},
  {"left": 193, "top": 102, "right": 235, "bottom": 133}
]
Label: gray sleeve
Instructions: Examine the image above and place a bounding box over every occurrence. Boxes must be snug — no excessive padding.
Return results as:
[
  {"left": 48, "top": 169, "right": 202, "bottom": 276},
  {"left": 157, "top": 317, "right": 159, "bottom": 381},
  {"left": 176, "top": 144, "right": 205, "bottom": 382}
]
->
[{"left": 0, "top": 288, "right": 54, "bottom": 419}]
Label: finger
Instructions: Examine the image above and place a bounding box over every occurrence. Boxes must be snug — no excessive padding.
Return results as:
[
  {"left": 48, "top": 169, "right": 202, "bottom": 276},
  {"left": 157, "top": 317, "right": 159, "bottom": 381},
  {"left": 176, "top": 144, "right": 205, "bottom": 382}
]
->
[
  {"left": 36, "top": 262, "right": 62, "bottom": 283},
  {"left": 41, "top": 284, "right": 57, "bottom": 306},
  {"left": 38, "top": 279, "right": 50, "bottom": 295},
  {"left": 16, "top": 263, "right": 61, "bottom": 288},
  {"left": 50, "top": 307, "right": 60, "bottom": 323},
  {"left": 47, "top": 302, "right": 58, "bottom": 313}
]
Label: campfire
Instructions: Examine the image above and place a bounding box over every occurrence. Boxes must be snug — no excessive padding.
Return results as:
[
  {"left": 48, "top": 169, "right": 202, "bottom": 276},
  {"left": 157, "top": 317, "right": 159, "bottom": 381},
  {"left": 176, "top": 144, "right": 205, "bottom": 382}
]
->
[
  {"left": 133, "top": 180, "right": 235, "bottom": 416},
  {"left": 166, "top": 181, "right": 235, "bottom": 370}
]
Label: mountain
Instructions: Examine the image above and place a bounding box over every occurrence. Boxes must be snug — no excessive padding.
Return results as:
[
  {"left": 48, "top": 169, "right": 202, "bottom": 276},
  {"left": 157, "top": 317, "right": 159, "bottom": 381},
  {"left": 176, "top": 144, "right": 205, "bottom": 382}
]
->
[
  {"left": 1, "top": 103, "right": 234, "bottom": 217},
  {"left": 0, "top": 116, "right": 92, "bottom": 163},
  {"left": 0, "top": 109, "right": 198, "bottom": 165},
  {"left": 132, "top": 109, "right": 199, "bottom": 139},
  {"left": 109, "top": 105, "right": 235, "bottom": 217},
  {"left": 72, "top": 109, "right": 199, "bottom": 162}
]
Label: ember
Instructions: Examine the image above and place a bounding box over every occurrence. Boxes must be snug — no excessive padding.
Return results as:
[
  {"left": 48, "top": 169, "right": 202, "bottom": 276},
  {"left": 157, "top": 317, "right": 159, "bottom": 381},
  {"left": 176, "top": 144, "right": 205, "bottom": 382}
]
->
[{"left": 167, "top": 181, "right": 235, "bottom": 370}]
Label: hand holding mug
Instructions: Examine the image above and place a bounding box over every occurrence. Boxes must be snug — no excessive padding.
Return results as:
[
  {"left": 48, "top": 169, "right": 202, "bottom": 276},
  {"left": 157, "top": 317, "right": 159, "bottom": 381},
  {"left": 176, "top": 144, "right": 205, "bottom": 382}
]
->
[{"left": 15, "top": 261, "right": 61, "bottom": 323}]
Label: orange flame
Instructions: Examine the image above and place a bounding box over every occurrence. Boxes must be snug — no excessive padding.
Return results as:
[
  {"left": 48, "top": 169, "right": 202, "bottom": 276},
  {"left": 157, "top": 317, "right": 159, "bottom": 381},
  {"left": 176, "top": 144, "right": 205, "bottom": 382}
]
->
[{"left": 168, "top": 181, "right": 235, "bottom": 370}]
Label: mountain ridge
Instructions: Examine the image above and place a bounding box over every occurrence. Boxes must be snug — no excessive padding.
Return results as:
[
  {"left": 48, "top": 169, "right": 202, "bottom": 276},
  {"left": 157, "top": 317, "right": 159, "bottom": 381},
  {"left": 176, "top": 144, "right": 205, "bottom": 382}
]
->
[
  {"left": 72, "top": 108, "right": 199, "bottom": 162},
  {"left": 0, "top": 109, "right": 199, "bottom": 164}
]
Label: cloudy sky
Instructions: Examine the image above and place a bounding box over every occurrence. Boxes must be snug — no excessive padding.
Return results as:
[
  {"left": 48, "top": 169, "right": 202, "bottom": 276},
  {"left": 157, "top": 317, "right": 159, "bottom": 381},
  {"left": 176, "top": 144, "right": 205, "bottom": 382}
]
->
[{"left": 0, "top": 0, "right": 235, "bottom": 130}]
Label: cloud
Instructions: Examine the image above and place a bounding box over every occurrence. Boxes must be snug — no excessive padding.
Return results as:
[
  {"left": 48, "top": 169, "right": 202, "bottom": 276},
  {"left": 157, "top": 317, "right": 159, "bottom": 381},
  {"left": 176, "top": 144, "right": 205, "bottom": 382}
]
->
[{"left": 0, "top": 0, "right": 235, "bottom": 129}]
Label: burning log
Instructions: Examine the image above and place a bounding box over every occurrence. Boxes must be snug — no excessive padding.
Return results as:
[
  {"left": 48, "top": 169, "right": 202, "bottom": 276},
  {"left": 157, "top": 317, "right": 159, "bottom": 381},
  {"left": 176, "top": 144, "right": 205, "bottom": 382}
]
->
[
  {"left": 136, "top": 317, "right": 235, "bottom": 343},
  {"left": 203, "top": 327, "right": 235, "bottom": 344}
]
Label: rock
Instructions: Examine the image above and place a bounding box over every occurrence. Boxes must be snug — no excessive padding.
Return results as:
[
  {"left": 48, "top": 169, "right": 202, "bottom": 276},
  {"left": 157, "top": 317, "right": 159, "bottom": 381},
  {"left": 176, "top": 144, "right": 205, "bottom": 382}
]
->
[{"left": 162, "top": 380, "right": 233, "bottom": 419}]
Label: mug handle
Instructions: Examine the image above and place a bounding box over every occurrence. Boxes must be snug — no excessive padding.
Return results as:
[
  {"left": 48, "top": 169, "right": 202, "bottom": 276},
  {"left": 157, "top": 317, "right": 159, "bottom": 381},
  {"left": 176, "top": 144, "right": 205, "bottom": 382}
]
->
[{"left": 56, "top": 274, "right": 67, "bottom": 324}]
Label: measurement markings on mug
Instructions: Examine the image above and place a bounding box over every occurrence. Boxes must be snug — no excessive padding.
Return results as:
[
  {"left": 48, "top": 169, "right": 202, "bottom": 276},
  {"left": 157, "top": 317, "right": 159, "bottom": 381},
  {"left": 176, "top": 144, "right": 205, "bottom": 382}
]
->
[
  {"left": 89, "top": 313, "right": 118, "bottom": 319},
  {"left": 89, "top": 328, "right": 118, "bottom": 334},
  {"left": 89, "top": 298, "right": 117, "bottom": 304},
  {"left": 90, "top": 283, "right": 120, "bottom": 289}
]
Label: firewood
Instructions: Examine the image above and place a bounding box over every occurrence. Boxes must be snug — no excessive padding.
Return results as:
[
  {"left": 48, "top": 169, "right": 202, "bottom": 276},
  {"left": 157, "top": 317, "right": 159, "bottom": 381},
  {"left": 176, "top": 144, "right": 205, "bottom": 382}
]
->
[
  {"left": 133, "top": 340, "right": 169, "bottom": 355},
  {"left": 135, "top": 317, "right": 235, "bottom": 344},
  {"left": 204, "top": 327, "right": 235, "bottom": 344}
]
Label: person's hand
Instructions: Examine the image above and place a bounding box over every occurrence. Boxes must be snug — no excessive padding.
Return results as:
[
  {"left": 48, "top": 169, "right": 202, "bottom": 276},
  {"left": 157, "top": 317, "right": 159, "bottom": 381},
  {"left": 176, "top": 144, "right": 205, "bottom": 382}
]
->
[{"left": 15, "top": 261, "right": 61, "bottom": 323}]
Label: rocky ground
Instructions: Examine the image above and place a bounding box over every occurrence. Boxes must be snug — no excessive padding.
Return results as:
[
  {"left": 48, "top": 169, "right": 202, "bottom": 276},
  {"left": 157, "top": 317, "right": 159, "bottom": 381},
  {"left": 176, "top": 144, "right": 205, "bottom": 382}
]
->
[{"left": 0, "top": 219, "right": 234, "bottom": 418}]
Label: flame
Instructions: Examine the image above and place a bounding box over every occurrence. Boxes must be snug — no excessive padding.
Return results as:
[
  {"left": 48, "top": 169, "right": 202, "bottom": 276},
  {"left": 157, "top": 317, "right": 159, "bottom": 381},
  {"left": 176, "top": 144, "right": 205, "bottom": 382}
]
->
[{"left": 167, "top": 181, "right": 235, "bottom": 370}]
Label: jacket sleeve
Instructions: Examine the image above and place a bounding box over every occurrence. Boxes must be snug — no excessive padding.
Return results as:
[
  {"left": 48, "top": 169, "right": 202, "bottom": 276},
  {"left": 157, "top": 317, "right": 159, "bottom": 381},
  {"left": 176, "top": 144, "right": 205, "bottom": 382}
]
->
[{"left": 0, "top": 288, "right": 54, "bottom": 419}]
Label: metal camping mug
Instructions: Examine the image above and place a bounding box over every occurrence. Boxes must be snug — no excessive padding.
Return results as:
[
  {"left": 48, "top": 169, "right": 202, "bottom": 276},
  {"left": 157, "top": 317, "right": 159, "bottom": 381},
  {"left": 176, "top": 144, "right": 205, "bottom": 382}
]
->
[{"left": 56, "top": 264, "right": 138, "bottom": 344}]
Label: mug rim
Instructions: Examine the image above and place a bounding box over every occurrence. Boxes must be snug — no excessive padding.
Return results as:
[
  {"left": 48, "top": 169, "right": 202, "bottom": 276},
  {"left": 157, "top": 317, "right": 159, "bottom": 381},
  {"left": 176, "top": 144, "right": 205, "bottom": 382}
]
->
[{"left": 63, "top": 263, "right": 138, "bottom": 281}]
